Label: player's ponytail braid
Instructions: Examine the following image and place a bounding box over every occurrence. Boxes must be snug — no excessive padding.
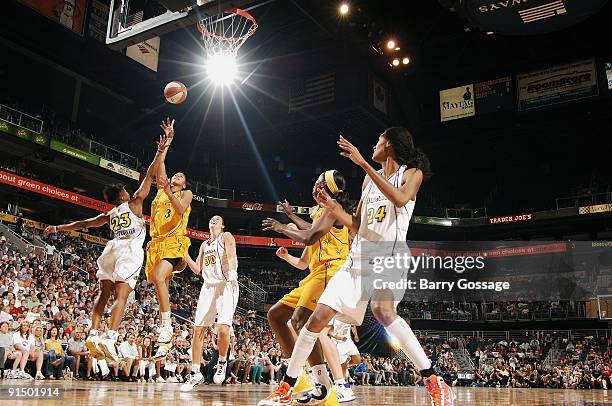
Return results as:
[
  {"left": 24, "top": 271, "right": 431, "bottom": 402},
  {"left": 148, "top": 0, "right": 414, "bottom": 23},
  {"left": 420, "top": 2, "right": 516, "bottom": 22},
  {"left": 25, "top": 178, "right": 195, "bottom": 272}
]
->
[{"left": 383, "top": 127, "right": 432, "bottom": 181}]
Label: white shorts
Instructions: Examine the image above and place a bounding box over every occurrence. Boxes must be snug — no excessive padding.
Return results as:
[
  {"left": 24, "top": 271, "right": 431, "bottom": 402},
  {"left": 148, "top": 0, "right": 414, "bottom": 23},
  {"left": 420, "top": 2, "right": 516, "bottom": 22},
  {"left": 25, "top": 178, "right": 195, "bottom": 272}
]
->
[
  {"left": 318, "top": 265, "right": 406, "bottom": 326},
  {"left": 336, "top": 339, "right": 360, "bottom": 364},
  {"left": 194, "top": 281, "right": 239, "bottom": 327},
  {"left": 96, "top": 239, "right": 143, "bottom": 290}
]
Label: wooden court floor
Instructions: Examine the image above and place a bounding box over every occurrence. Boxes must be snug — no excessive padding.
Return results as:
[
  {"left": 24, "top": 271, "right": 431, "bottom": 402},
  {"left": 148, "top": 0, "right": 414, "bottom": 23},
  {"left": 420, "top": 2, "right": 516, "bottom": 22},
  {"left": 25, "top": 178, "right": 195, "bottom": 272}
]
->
[{"left": 0, "top": 381, "right": 608, "bottom": 405}]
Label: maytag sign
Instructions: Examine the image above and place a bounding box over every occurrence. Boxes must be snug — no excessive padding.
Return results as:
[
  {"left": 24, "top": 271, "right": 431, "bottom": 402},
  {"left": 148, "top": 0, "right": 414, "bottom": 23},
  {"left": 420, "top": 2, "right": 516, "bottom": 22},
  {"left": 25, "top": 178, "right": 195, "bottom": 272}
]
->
[{"left": 440, "top": 84, "right": 475, "bottom": 122}]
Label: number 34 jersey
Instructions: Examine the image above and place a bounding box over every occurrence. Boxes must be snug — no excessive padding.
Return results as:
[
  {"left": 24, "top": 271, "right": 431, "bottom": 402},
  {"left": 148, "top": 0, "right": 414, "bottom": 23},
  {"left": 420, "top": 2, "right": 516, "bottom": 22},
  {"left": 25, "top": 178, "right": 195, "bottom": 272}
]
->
[{"left": 350, "top": 165, "right": 415, "bottom": 269}]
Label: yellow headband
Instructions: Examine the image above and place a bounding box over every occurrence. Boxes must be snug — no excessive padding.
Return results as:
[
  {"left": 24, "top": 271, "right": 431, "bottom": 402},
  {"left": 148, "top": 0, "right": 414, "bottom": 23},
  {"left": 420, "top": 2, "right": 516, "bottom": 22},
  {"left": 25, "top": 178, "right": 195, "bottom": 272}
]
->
[{"left": 324, "top": 170, "right": 342, "bottom": 195}]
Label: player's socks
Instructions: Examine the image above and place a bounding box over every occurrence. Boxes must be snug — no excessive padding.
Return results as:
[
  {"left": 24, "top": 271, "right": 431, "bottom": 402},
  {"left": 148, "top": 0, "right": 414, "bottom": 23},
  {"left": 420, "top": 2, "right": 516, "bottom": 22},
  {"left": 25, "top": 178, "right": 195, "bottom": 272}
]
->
[
  {"left": 384, "top": 316, "right": 431, "bottom": 370},
  {"left": 286, "top": 327, "right": 322, "bottom": 385},
  {"left": 161, "top": 311, "right": 171, "bottom": 327}
]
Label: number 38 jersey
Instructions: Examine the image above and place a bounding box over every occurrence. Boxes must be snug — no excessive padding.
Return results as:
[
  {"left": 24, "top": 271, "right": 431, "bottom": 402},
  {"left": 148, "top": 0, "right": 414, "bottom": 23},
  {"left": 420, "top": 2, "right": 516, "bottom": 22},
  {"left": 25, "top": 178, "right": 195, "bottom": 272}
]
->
[
  {"left": 201, "top": 232, "right": 237, "bottom": 285},
  {"left": 107, "top": 202, "right": 146, "bottom": 244},
  {"left": 350, "top": 165, "right": 415, "bottom": 267}
]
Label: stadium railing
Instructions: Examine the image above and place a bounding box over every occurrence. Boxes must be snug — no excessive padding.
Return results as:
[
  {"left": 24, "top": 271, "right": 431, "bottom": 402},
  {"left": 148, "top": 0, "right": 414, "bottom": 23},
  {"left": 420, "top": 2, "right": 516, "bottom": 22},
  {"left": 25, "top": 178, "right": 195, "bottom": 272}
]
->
[{"left": 0, "top": 103, "right": 43, "bottom": 133}]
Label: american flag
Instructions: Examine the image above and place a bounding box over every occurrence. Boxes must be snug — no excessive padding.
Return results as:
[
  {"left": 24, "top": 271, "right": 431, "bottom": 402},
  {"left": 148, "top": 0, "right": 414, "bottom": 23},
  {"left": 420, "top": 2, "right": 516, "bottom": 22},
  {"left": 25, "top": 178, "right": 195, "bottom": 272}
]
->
[{"left": 289, "top": 72, "right": 335, "bottom": 112}]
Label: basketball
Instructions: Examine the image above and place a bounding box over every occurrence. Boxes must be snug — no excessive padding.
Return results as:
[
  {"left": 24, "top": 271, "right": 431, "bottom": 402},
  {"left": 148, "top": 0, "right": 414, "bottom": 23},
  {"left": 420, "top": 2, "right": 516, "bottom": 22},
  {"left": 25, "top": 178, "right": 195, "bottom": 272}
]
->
[{"left": 164, "top": 81, "right": 187, "bottom": 104}]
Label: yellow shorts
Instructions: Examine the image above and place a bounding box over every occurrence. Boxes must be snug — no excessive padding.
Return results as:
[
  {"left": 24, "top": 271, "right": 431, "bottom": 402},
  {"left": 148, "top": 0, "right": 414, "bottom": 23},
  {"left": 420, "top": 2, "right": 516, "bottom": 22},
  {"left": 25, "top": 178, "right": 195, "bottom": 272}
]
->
[
  {"left": 145, "top": 235, "right": 191, "bottom": 282},
  {"left": 280, "top": 266, "right": 339, "bottom": 312}
]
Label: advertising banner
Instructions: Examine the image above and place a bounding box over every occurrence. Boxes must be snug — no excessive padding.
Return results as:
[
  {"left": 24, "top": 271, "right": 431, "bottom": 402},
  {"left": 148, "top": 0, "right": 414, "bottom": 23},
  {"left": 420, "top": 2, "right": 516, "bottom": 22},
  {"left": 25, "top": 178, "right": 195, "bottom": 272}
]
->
[
  {"left": 19, "top": 0, "right": 88, "bottom": 35},
  {"left": 517, "top": 59, "right": 598, "bottom": 110},
  {"left": 0, "top": 119, "right": 48, "bottom": 146},
  {"left": 440, "top": 84, "right": 475, "bottom": 122},
  {"left": 50, "top": 140, "right": 100, "bottom": 165},
  {"left": 126, "top": 36, "right": 161, "bottom": 72},
  {"left": 99, "top": 158, "right": 140, "bottom": 181}
]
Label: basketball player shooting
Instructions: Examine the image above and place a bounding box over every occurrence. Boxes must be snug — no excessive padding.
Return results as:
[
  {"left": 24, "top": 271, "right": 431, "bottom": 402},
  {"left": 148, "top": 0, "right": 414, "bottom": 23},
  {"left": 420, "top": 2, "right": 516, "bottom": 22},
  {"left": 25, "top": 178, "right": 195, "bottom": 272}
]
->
[
  {"left": 180, "top": 215, "right": 238, "bottom": 391},
  {"left": 259, "top": 128, "right": 455, "bottom": 406},
  {"left": 43, "top": 127, "right": 174, "bottom": 363},
  {"left": 144, "top": 118, "right": 193, "bottom": 360}
]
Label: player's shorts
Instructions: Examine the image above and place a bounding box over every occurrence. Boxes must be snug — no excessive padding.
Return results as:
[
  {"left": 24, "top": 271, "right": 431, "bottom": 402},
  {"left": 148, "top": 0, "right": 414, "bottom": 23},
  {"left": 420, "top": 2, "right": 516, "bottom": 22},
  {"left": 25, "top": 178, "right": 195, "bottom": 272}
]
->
[
  {"left": 336, "top": 339, "right": 360, "bottom": 364},
  {"left": 318, "top": 263, "right": 407, "bottom": 326},
  {"left": 279, "top": 266, "right": 340, "bottom": 312},
  {"left": 144, "top": 235, "right": 191, "bottom": 282},
  {"left": 96, "top": 239, "right": 143, "bottom": 290},
  {"left": 194, "top": 281, "right": 239, "bottom": 327}
]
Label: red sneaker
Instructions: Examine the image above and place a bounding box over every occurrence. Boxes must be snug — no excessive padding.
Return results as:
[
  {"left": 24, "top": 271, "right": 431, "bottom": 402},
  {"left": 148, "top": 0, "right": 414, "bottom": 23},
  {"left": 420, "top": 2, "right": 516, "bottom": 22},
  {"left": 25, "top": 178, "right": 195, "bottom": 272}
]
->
[
  {"left": 424, "top": 375, "right": 456, "bottom": 406},
  {"left": 258, "top": 381, "right": 294, "bottom": 406}
]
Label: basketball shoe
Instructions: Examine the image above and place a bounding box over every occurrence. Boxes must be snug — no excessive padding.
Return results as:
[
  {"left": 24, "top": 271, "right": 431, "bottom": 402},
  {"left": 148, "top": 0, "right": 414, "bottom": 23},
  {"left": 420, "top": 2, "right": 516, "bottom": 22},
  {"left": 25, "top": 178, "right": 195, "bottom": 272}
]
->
[
  {"left": 424, "top": 374, "right": 456, "bottom": 406},
  {"left": 258, "top": 381, "right": 293, "bottom": 406}
]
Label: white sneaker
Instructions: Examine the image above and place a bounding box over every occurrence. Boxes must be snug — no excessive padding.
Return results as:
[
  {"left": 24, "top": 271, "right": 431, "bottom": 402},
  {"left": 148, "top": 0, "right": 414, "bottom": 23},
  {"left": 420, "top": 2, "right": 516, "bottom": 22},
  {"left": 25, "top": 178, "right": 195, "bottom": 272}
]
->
[
  {"left": 98, "top": 337, "right": 119, "bottom": 362},
  {"left": 19, "top": 370, "right": 34, "bottom": 380},
  {"left": 158, "top": 325, "right": 173, "bottom": 344},
  {"left": 213, "top": 361, "right": 227, "bottom": 384},
  {"left": 166, "top": 376, "right": 178, "bottom": 383},
  {"left": 85, "top": 335, "right": 105, "bottom": 360},
  {"left": 156, "top": 376, "right": 166, "bottom": 383},
  {"left": 35, "top": 371, "right": 45, "bottom": 380},
  {"left": 336, "top": 383, "right": 356, "bottom": 403},
  {"left": 152, "top": 343, "right": 172, "bottom": 361},
  {"left": 180, "top": 372, "right": 205, "bottom": 392}
]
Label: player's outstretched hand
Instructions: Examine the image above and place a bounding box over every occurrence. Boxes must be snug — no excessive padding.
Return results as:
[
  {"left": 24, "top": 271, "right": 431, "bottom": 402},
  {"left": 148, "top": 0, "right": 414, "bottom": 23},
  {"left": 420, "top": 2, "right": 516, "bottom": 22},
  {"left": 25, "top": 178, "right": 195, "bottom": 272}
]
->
[
  {"left": 157, "top": 175, "right": 172, "bottom": 195},
  {"left": 316, "top": 188, "right": 339, "bottom": 214},
  {"left": 156, "top": 133, "right": 171, "bottom": 151},
  {"left": 262, "top": 218, "right": 285, "bottom": 233},
  {"left": 280, "top": 199, "right": 293, "bottom": 215},
  {"left": 338, "top": 135, "right": 367, "bottom": 168},
  {"left": 160, "top": 117, "right": 175, "bottom": 144},
  {"left": 275, "top": 247, "right": 288, "bottom": 259},
  {"left": 43, "top": 225, "right": 56, "bottom": 236}
]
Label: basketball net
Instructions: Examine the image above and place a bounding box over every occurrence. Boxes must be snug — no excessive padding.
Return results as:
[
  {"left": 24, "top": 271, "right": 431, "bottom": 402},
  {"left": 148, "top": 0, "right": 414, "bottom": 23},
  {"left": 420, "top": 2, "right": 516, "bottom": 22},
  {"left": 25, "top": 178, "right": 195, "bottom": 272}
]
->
[{"left": 197, "top": 8, "right": 258, "bottom": 57}]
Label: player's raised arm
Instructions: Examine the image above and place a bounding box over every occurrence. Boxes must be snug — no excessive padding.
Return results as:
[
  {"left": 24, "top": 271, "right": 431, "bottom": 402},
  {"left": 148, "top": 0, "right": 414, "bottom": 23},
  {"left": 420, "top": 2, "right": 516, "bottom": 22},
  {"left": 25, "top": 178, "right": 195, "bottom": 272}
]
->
[
  {"left": 44, "top": 212, "right": 110, "bottom": 236},
  {"left": 275, "top": 246, "right": 309, "bottom": 270},
  {"left": 337, "top": 135, "right": 422, "bottom": 207},
  {"left": 131, "top": 130, "right": 173, "bottom": 215},
  {"left": 262, "top": 208, "right": 335, "bottom": 246},
  {"left": 159, "top": 178, "right": 192, "bottom": 215},
  {"left": 316, "top": 178, "right": 365, "bottom": 235},
  {"left": 279, "top": 200, "right": 311, "bottom": 230},
  {"left": 156, "top": 118, "right": 174, "bottom": 189}
]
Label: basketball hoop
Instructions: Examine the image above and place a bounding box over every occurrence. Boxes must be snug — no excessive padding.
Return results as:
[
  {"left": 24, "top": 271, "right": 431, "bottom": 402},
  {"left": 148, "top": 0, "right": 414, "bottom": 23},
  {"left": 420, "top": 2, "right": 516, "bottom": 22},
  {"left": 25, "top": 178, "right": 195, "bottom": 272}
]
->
[{"left": 197, "top": 8, "right": 258, "bottom": 57}]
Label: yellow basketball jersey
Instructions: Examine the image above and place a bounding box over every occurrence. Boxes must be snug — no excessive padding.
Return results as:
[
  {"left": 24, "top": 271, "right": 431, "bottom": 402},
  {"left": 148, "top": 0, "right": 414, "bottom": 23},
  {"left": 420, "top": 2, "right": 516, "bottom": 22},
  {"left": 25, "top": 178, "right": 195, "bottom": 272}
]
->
[
  {"left": 307, "top": 207, "right": 350, "bottom": 274},
  {"left": 150, "top": 189, "right": 191, "bottom": 239}
]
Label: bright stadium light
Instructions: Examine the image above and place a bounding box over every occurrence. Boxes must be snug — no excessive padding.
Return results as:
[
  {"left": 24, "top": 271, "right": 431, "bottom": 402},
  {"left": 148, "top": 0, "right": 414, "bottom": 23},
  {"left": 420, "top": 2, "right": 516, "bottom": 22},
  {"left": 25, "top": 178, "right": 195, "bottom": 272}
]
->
[
  {"left": 339, "top": 3, "right": 349, "bottom": 15},
  {"left": 206, "top": 53, "right": 237, "bottom": 86},
  {"left": 402, "top": 57, "right": 410, "bottom": 65},
  {"left": 386, "top": 39, "right": 396, "bottom": 50},
  {"left": 392, "top": 58, "right": 400, "bottom": 66}
]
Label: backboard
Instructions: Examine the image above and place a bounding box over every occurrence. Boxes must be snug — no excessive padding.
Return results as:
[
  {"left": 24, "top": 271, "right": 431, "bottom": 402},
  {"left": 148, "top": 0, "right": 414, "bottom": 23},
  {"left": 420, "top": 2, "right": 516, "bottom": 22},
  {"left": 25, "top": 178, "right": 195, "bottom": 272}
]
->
[{"left": 106, "top": 0, "right": 257, "bottom": 49}]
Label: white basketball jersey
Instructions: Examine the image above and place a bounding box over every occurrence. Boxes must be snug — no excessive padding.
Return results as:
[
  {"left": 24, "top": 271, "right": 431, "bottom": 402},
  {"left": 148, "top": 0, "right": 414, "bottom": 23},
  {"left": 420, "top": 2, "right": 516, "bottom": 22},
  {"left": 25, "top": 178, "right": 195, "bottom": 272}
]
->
[
  {"left": 201, "top": 232, "right": 238, "bottom": 284},
  {"left": 351, "top": 165, "right": 415, "bottom": 261},
  {"left": 107, "top": 202, "right": 146, "bottom": 244}
]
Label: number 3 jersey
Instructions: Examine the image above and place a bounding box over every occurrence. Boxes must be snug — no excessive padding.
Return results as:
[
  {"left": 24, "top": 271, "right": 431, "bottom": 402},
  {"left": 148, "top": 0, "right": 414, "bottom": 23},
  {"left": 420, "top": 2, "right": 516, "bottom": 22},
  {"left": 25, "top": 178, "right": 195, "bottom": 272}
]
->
[
  {"left": 349, "top": 165, "right": 415, "bottom": 272},
  {"left": 201, "top": 232, "right": 238, "bottom": 285},
  {"left": 150, "top": 189, "right": 191, "bottom": 239}
]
